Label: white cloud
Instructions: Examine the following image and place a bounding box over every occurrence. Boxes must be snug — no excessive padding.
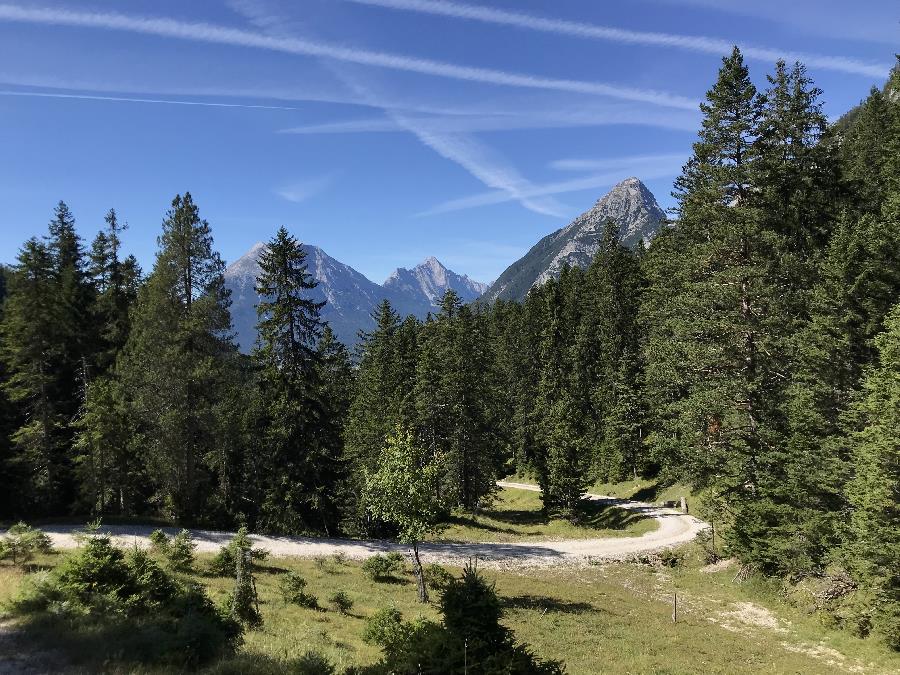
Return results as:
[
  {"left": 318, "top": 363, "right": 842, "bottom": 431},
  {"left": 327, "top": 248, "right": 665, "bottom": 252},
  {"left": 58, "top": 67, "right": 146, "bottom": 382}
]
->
[
  {"left": 342, "top": 0, "right": 890, "bottom": 79},
  {"left": 0, "top": 4, "right": 697, "bottom": 109},
  {"left": 275, "top": 174, "right": 335, "bottom": 203}
]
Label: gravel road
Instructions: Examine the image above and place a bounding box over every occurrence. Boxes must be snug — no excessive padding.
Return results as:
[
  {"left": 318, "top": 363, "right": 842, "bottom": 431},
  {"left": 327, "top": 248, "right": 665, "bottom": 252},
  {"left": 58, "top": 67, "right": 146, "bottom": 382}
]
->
[{"left": 34, "top": 482, "right": 707, "bottom": 568}]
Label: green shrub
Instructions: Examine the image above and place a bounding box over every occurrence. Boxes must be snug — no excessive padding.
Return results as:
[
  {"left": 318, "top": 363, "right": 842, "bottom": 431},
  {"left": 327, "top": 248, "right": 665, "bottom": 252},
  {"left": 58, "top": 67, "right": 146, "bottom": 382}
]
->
[
  {"left": 8, "top": 535, "right": 241, "bottom": 668},
  {"left": 294, "top": 651, "right": 336, "bottom": 675},
  {"left": 362, "top": 606, "right": 410, "bottom": 656},
  {"left": 424, "top": 563, "right": 454, "bottom": 591},
  {"left": 659, "top": 548, "right": 684, "bottom": 568},
  {"left": 148, "top": 529, "right": 170, "bottom": 554},
  {"left": 57, "top": 535, "right": 137, "bottom": 602},
  {"left": 0, "top": 522, "right": 53, "bottom": 565},
  {"left": 209, "top": 527, "right": 268, "bottom": 577},
  {"left": 168, "top": 529, "right": 196, "bottom": 572},
  {"left": 227, "top": 549, "right": 262, "bottom": 628},
  {"left": 126, "top": 547, "right": 178, "bottom": 611},
  {"left": 278, "top": 571, "right": 319, "bottom": 609},
  {"left": 362, "top": 552, "right": 404, "bottom": 581},
  {"left": 328, "top": 590, "right": 353, "bottom": 615},
  {"left": 364, "top": 563, "right": 565, "bottom": 674}
]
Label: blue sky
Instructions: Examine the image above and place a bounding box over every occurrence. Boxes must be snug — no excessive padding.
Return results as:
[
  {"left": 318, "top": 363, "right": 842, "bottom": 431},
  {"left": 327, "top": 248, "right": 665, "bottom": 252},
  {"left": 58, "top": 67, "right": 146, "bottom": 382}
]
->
[{"left": 0, "top": 0, "right": 896, "bottom": 283}]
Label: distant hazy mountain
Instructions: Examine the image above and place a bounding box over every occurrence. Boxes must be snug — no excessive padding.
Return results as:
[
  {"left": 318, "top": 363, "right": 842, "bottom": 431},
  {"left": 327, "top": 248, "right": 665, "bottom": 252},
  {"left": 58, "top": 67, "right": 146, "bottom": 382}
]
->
[
  {"left": 224, "top": 245, "right": 487, "bottom": 350},
  {"left": 383, "top": 256, "right": 488, "bottom": 307},
  {"left": 481, "top": 177, "right": 666, "bottom": 303}
]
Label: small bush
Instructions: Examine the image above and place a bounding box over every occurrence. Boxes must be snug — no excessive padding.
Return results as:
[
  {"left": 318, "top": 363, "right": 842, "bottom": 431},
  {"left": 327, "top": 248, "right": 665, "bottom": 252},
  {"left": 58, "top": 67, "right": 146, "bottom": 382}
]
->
[
  {"left": 209, "top": 527, "right": 268, "bottom": 577},
  {"left": 227, "top": 549, "right": 262, "bottom": 628},
  {"left": 659, "top": 548, "right": 684, "bottom": 568},
  {"left": 362, "top": 552, "right": 404, "bottom": 581},
  {"left": 168, "top": 529, "right": 196, "bottom": 572},
  {"left": 424, "top": 563, "right": 454, "bottom": 591},
  {"left": 362, "top": 606, "right": 409, "bottom": 654},
  {"left": 328, "top": 590, "right": 353, "bottom": 615},
  {"left": 278, "top": 572, "right": 319, "bottom": 609},
  {"left": 148, "top": 529, "right": 170, "bottom": 554},
  {"left": 8, "top": 534, "right": 241, "bottom": 668},
  {"left": 0, "top": 522, "right": 53, "bottom": 565},
  {"left": 294, "top": 651, "right": 336, "bottom": 675}
]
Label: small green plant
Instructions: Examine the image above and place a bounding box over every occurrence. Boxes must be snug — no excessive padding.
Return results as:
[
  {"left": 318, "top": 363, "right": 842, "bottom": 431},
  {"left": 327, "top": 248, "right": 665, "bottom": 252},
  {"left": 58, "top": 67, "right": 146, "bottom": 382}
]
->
[
  {"left": 148, "top": 528, "right": 170, "bottom": 554},
  {"left": 278, "top": 571, "right": 319, "bottom": 609},
  {"left": 227, "top": 549, "right": 262, "bottom": 628},
  {"left": 362, "top": 606, "right": 408, "bottom": 653},
  {"left": 0, "top": 522, "right": 53, "bottom": 565},
  {"left": 659, "top": 548, "right": 684, "bottom": 568},
  {"left": 294, "top": 651, "right": 336, "bottom": 675},
  {"left": 167, "top": 529, "right": 196, "bottom": 572},
  {"left": 362, "top": 552, "right": 405, "bottom": 581},
  {"left": 424, "top": 563, "right": 454, "bottom": 591},
  {"left": 328, "top": 590, "right": 353, "bottom": 615},
  {"left": 73, "top": 518, "right": 104, "bottom": 545},
  {"left": 209, "top": 527, "right": 268, "bottom": 577}
]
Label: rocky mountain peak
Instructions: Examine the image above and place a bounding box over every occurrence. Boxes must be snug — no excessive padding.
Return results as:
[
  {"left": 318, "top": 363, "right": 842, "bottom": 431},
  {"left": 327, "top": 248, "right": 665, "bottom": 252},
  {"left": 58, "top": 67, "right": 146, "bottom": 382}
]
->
[
  {"left": 225, "top": 240, "right": 487, "bottom": 350},
  {"left": 482, "top": 177, "right": 666, "bottom": 302}
]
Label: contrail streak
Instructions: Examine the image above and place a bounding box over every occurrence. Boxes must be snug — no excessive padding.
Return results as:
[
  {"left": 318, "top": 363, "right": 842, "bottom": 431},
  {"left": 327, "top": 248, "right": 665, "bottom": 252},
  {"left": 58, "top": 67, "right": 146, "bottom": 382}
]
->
[
  {"left": 0, "top": 89, "right": 303, "bottom": 110},
  {"left": 0, "top": 4, "right": 698, "bottom": 110},
  {"left": 343, "top": 0, "right": 889, "bottom": 79}
]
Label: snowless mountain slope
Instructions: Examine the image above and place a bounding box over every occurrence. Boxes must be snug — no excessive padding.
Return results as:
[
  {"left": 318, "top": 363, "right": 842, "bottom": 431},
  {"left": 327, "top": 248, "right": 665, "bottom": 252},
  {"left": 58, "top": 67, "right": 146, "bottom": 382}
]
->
[{"left": 482, "top": 177, "right": 666, "bottom": 303}]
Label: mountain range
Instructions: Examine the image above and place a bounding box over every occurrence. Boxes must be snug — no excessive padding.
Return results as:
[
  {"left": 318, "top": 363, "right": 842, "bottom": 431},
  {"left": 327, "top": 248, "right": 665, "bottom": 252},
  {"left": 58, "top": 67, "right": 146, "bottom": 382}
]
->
[
  {"left": 225, "top": 177, "right": 665, "bottom": 349},
  {"left": 225, "top": 246, "right": 486, "bottom": 350}
]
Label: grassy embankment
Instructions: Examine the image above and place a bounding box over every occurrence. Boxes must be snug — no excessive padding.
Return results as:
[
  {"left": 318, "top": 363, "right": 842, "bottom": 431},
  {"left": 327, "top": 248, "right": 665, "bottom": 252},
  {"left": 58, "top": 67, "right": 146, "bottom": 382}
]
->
[
  {"left": 3, "top": 543, "right": 900, "bottom": 674},
  {"left": 3, "top": 482, "right": 900, "bottom": 673}
]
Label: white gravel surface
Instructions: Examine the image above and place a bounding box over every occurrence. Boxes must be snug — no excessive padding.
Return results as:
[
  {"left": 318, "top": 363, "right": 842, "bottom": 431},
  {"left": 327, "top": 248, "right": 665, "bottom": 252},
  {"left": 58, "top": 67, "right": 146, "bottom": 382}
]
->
[{"left": 34, "top": 482, "right": 706, "bottom": 568}]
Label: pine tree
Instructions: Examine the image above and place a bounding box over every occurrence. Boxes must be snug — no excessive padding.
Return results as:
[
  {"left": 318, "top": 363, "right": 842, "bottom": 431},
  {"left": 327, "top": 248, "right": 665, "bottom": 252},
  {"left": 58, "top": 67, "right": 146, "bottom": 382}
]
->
[
  {"left": 644, "top": 48, "right": 799, "bottom": 571},
  {"left": 118, "top": 193, "right": 239, "bottom": 522},
  {"left": 251, "top": 227, "right": 343, "bottom": 534},
  {"left": 0, "top": 240, "right": 67, "bottom": 512},
  {"left": 845, "top": 303, "right": 900, "bottom": 648},
  {"left": 575, "top": 221, "right": 645, "bottom": 482},
  {"left": 73, "top": 376, "right": 141, "bottom": 514},
  {"left": 88, "top": 208, "right": 142, "bottom": 372}
]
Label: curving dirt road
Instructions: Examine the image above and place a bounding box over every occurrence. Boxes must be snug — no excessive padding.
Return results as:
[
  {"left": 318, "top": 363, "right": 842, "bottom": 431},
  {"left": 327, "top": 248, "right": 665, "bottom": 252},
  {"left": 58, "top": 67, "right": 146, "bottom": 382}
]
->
[{"left": 36, "top": 482, "right": 707, "bottom": 568}]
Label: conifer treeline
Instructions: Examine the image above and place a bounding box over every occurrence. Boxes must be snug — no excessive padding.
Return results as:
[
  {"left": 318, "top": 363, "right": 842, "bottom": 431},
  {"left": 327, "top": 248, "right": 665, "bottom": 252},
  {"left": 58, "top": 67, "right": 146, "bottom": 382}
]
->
[{"left": 0, "top": 49, "right": 898, "bottom": 646}]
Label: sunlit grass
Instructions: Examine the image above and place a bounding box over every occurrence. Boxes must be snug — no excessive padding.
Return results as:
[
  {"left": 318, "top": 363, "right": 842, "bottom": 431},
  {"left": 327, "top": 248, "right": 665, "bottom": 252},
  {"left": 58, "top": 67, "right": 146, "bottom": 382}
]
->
[
  {"left": 4, "top": 546, "right": 899, "bottom": 674},
  {"left": 435, "top": 486, "right": 658, "bottom": 543}
]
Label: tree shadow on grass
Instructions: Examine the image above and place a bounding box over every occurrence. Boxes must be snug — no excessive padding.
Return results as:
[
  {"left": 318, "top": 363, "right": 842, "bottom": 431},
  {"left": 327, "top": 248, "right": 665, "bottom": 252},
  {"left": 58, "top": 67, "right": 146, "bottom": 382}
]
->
[
  {"left": 448, "top": 499, "right": 651, "bottom": 536},
  {"left": 501, "top": 594, "right": 599, "bottom": 615},
  {"left": 630, "top": 482, "right": 662, "bottom": 502},
  {"left": 575, "top": 501, "right": 650, "bottom": 531}
]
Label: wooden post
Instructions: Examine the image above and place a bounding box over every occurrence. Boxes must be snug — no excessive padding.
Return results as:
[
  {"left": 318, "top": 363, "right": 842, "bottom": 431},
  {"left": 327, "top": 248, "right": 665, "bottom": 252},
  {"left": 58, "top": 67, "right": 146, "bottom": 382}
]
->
[{"left": 672, "top": 592, "right": 677, "bottom": 623}]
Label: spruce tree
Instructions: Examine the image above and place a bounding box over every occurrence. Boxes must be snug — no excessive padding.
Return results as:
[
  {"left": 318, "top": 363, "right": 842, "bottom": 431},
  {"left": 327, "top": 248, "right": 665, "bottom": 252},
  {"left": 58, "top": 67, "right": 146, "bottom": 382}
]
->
[
  {"left": 88, "top": 208, "right": 142, "bottom": 372},
  {"left": 644, "top": 48, "right": 798, "bottom": 571},
  {"left": 0, "top": 239, "right": 67, "bottom": 512},
  {"left": 251, "top": 227, "right": 342, "bottom": 534},
  {"left": 118, "top": 193, "right": 239, "bottom": 522},
  {"left": 845, "top": 303, "right": 900, "bottom": 648}
]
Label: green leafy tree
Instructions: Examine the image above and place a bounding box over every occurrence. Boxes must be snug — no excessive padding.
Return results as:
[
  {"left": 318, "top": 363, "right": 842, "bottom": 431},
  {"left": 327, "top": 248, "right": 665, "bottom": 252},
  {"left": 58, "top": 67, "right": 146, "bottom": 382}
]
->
[{"left": 364, "top": 428, "right": 445, "bottom": 602}]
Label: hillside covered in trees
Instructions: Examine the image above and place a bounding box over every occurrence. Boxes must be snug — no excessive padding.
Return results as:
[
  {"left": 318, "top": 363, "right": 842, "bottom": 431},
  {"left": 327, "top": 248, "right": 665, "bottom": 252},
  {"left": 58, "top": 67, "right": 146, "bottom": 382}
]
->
[{"left": 1, "top": 49, "right": 899, "bottom": 649}]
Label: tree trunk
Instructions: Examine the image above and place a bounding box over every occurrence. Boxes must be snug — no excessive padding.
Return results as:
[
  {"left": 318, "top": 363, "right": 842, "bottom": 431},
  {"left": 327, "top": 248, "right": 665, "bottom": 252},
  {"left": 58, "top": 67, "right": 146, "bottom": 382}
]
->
[{"left": 410, "top": 542, "right": 428, "bottom": 603}]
